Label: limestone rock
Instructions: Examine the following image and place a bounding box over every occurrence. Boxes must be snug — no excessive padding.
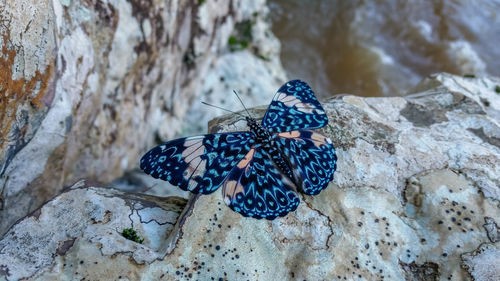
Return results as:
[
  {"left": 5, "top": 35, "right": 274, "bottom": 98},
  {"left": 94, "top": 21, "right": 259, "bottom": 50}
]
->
[
  {"left": 0, "top": 180, "right": 187, "bottom": 280},
  {"left": 1, "top": 73, "right": 499, "bottom": 280},
  {"left": 0, "top": 0, "right": 281, "bottom": 235}
]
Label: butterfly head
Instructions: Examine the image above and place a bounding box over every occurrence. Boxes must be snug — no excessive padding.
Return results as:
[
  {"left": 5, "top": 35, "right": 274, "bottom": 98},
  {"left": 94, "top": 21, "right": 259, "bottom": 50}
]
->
[{"left": 245, "top": 116, "right": 258, "bottom": 130}]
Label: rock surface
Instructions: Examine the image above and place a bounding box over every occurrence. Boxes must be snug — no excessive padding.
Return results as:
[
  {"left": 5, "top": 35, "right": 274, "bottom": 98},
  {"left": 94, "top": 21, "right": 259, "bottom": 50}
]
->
[
  {"left": 0, "top": 0, "right": 282, "bottom": 235},
  {"left": 1, "top": 73, "right": 499, "bottom": 280}
]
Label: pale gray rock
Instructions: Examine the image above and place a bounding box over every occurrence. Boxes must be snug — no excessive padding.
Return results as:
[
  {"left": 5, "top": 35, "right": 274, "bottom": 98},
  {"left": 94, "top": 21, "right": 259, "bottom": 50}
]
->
[
  {"left": 0, "top": 180, "right": 186, "bottom": 281},
  {"left": 0, "top": 0, "right": 282, "bottom": 236},
  {"left": 1, "top": 73, "right": 499, "bottom": 280},
  {"left": 461, "top": 244, "right": 500, "bottom": 281}
]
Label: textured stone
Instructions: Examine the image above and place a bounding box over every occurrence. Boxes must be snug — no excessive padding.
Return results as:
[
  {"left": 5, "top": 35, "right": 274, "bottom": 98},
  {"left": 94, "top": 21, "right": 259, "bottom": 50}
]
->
[
  {"left": 0, "top": 180, "right": 186, "bottom": 281},
  {"left": 0, "top": 0, "right": 280, "bottom": 235},
  {"left": 0, "top": 73, "right": 499, "bottom": 280},
  {"left": 461, "top": 244, "right": 500, "bottom": 281}
]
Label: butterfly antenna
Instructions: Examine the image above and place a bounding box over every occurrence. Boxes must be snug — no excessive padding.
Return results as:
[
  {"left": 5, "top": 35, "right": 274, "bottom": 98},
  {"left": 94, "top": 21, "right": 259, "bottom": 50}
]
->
[
  {"left": 232, "top": 90, "right": 252, "bottom": 118},
  {"left": 201, "top": 101, "right": 245, "bottom": 117}
]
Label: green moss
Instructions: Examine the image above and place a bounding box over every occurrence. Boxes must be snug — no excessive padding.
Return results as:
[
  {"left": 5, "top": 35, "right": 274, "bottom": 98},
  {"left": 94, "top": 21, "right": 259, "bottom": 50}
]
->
[
  {"left": 198, "top": 0, "right": 206, "bottom": 5},
  {"left": 122, "top": 228, "right": 144, "bottom": 244},
  {"left": 228, "top": 20, "right": 253, "bottom": 52},
  {"left": 463, "top": 74, "right": 476, "bottom": 78},
  {"left": 495, "top": 85, "right": 500, "bottom": 94},
  {"left": 257, "top": 54, "right": 270, "bottom": 61}
]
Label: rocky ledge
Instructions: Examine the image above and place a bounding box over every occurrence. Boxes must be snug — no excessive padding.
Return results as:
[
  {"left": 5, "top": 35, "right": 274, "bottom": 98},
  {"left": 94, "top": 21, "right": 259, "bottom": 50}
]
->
[{"left": 1, "top": 73, "right": 499, "bottom": 280}]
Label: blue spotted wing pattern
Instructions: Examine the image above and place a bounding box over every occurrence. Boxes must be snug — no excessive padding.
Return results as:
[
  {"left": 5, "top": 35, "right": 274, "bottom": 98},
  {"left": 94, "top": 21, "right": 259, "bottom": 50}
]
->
[
  {"left": 141, "top": 79, "right": 337, "bottom": 220},
  {"left": 140, "top": 132, "right": 254, "bottom": 194},
  {"left": 276, "top": 130, "right": 337, "bottom": 195},
  {"left": 222, "top": 148, "right": 300, "bottom": 219},
  {"left": 262, "top": 80, "right": 328, "bottom": 133}
]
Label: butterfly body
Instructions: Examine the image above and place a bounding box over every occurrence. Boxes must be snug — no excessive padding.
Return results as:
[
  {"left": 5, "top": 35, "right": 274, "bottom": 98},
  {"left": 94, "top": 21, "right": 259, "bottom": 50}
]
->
[
  {"left": 246, "top": 116, "right": 295, "bottom": 182},
  {"left": 141, "top": 80, "right": 337, "bottom": 220}
]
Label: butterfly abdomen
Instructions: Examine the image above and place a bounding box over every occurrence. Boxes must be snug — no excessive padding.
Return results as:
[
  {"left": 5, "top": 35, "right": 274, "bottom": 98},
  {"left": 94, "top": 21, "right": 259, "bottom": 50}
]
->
[
  {"left": 246, "top": 116, "right": 296, "bottom": 186},
  {"left": 265, "top": 142, "right": 295, "bottom": 184}
]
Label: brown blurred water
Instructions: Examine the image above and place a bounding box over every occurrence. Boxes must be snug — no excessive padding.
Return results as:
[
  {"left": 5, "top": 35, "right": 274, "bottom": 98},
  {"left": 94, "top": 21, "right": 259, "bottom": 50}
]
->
[{"left": 268, "top": 0, "right": 500, "bottom": 97}]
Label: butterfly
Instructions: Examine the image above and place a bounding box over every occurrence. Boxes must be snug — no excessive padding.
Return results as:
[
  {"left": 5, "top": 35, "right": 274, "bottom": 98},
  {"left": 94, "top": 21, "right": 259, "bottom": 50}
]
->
[{"left": 140, "top": 80, "right": 337, "bottom": 220}]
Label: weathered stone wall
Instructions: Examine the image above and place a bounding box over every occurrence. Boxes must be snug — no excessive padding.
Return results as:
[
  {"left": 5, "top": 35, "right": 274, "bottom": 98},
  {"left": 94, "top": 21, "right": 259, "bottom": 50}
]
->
[
  {"left": 0, "top": 0, "right": 283, "bottom": 235},
  {"left": 0, "top": 73, "right": 498, "bottom": 280}
]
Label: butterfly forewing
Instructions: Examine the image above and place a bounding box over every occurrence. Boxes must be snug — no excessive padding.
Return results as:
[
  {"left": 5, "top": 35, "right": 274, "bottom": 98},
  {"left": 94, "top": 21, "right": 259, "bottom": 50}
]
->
[
  {"left": 140, "top": 132, "right": 255, "bottom": 194},
  {"left": 276, "top": 130, "right": 337, "bottom": 195},
  {"left": 222, "top": 148, "right": 300, "bottom": 219},
  {"left": 261, "top": 80, "right": 328, "bottom": 132}
]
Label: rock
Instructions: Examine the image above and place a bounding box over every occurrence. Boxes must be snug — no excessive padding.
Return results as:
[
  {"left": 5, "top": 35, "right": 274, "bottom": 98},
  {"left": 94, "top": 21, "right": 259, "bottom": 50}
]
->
[
  {"left": 1, "top": 73, "right": 499, "bottom": 280},
  {"left": 461, "top": 244, "right": 500, "bottom": 281},
  {"left": 0, "top": 180, "right": 187, "bottom": 280},
  {"left": 0, "top": 0, "right": 282, "bottom": 235}
]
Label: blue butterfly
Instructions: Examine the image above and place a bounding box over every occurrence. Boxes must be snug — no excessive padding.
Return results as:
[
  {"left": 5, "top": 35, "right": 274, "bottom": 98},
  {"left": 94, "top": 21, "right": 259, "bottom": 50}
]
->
[{"left": 140, "top": 80, "right": 337, "bottom": 220}]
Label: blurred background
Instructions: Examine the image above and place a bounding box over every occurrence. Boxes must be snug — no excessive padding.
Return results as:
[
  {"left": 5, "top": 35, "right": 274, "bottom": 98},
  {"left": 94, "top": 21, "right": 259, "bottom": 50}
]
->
[{"left": 268, "top": 0, "right": 500, "bottom": 98}]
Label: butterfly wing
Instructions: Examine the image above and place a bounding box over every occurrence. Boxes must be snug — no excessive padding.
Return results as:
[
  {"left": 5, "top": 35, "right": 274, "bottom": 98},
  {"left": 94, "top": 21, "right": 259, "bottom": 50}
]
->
[
  {"left": 276, "top": 130, "right": 337, "bottom": 195},
  {"left": 222, "top": 147, "right": 300, "bottom": 220},
  {"left": 140, "top": 132, "right": 254, "bottom": 194},
  {"left": 261, "top": 80, "right": 328, "bottom": 133}
]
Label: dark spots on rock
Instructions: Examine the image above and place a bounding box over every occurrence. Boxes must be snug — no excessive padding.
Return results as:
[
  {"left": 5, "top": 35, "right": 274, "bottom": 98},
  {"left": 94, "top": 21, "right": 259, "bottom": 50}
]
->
[
  {"left": 360, "top": 211, "right": 365, "bottom": 215},
  {"left": 442, "top": 253, "right": 448, "bottom": 257},
  {"left": 215, "top": 245, "right": 221, "bottom": 251},
  {"left": 217, "top": 224, "right": 222, "bottom": 228},
  {"left": 357, "top": 222, "right": 363, "bottom": 227},
  {"left": 438, "top": 220, "right": 443, "bottom": 224},
  {"left": 420, "top": 238, "right": 426, "bottom": 243},
  {"left": 451, "top": 217, "right": 456, "bottom": 222},
  {"left": 375, "top": 241, "right": 379, "bottom": 246},
  {"left": 375, "top": 219, "right": 379, "bottom": 223},
  {"left": 468, "top": 127, "right": 500, "bottom": 148},
  {"left": 448, "top": 226, "right": 452, "bottom": 231},
  {"left": 175, "top": 271, "right": 180, "bottom": 275},
  {"left": 365, "top": 243, "right": 370, "bottom": 249}
]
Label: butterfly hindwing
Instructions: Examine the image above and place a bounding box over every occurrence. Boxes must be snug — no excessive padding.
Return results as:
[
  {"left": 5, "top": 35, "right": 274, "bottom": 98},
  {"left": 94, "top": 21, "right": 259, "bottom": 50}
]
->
[
  {"left": 140, "top": 132, "right": 255, "bottom": 194},
  {"left": 276, "top": 130, "right": 337, "bottom": 195},
  {"left": 222, "top": 147, "right": 300, "bottom": 220},
  {"left": 261, "top": 80, "right": 328, "bottom": 133}
]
